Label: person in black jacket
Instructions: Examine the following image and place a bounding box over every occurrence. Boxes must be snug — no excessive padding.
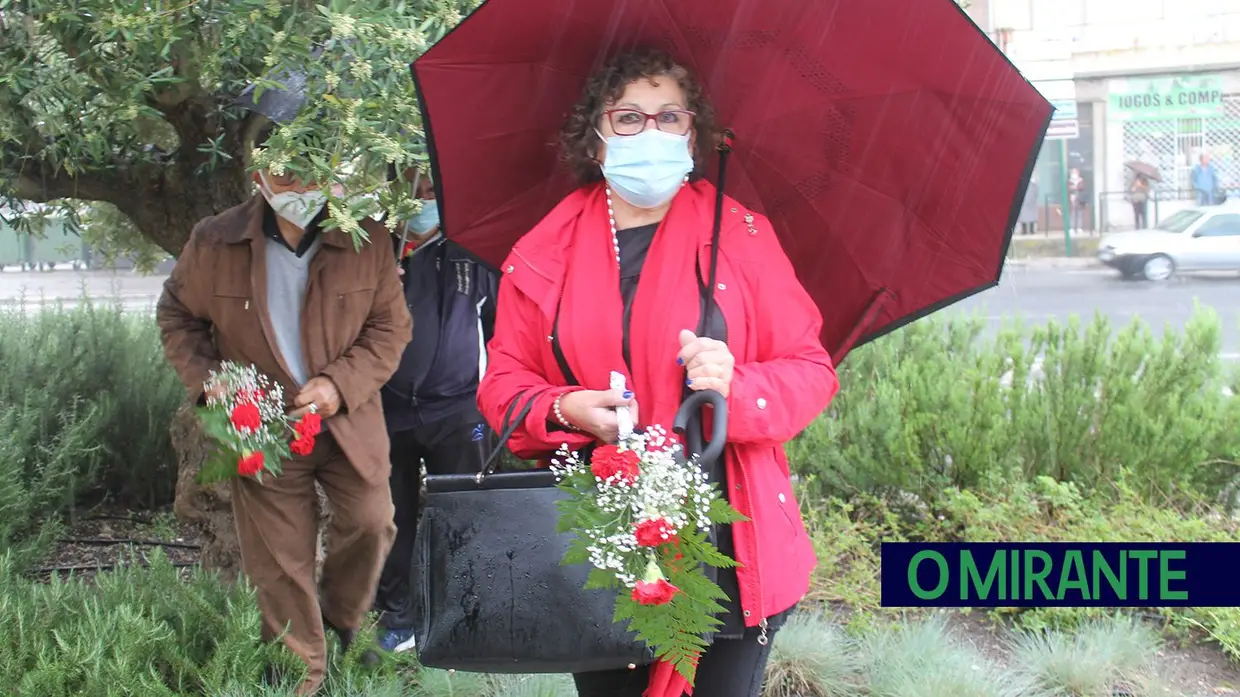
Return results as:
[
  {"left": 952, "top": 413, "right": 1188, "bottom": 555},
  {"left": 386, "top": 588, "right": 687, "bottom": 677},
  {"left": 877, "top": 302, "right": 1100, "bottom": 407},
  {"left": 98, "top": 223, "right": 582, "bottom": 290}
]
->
[{"left": 373, "top": 167, "right": 499, "bottom": 652}]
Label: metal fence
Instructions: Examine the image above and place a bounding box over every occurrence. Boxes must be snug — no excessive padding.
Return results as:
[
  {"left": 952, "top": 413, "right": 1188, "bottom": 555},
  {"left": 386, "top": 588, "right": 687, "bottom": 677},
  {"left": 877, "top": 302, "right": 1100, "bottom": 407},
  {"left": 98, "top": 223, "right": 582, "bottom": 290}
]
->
[
  {"left": 1120, "top": 96, "right": 1240, "bottom": 194},
  {"left": 1097, "top": 187, "right": 1240, "bottom": 232}
]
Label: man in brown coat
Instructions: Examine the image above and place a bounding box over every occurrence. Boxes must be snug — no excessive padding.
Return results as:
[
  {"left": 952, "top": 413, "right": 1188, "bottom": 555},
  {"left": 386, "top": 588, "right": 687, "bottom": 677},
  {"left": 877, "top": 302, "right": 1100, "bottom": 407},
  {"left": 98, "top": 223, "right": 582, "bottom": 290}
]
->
[{"left": 157, "top": 121, "right": 412, "bottom": 694}]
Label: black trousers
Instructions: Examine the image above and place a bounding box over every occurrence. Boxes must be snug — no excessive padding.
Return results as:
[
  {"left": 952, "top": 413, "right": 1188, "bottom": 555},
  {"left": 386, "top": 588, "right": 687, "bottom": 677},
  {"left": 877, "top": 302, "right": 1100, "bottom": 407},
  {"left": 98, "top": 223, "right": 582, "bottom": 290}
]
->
[
  {"left": 374, "top": 408, "right": 492, "bottom": 629},
  {"left": 572, "top": 620, "right": 785, "bottom": 697},
  {"left": 1132, "top": 201, "right": 1148, "bottom": 229}
]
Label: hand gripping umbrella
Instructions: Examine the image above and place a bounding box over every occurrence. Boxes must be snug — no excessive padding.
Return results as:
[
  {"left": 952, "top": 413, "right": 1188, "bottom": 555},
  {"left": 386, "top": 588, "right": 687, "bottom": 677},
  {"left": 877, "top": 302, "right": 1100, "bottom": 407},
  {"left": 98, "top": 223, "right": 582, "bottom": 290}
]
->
[{"left": 411, "top": 0, "right": 1052, "bottom": 362}]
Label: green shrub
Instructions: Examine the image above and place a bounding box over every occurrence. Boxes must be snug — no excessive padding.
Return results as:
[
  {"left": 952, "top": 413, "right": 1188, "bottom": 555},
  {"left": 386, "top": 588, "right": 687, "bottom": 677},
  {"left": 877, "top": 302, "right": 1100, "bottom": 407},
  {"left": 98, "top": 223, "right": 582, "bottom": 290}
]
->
[
  {"left": 0, "top": 550, "right": 286, "bottom": 695},
  {"left": 0, "top": 299, "right": 183, "bottom": 564},
  {"left": 1008, "top": 615, "right": 1161, "bottom": 696},
  {"left": 790, "top": 307, "right": 1240, "bottom": 512},
  {"left": 859, "top": 615, "right": 1035, "bottom": 697},
  {"left": 763, "top": 613, "right": 861, "bottom": 697}
]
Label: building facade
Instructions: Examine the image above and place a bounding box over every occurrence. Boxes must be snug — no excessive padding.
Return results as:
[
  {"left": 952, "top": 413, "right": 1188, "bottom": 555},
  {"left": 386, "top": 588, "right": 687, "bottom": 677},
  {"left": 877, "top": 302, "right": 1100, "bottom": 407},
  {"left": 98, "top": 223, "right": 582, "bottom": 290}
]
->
[{"left": 969, "top": 0, "right": 1240, "bottom": 230}]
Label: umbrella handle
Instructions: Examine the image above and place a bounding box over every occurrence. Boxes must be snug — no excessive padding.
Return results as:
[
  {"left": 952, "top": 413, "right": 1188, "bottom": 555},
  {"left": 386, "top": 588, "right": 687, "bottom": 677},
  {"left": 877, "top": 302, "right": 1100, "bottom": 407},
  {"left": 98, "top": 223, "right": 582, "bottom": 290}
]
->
[{"left": 673, "top": 389, "right": 728, "bottom": 465}]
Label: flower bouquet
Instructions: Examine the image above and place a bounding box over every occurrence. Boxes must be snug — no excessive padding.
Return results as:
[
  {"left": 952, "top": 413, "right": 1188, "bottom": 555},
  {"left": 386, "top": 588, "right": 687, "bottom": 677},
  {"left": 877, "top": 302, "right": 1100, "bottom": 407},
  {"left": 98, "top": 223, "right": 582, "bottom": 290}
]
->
[
  {"left": 196, "top": 362, "right": 323, "bottom": 484},
  {"left": 551, "top": 425, "right": 746, "bottom": 683}
]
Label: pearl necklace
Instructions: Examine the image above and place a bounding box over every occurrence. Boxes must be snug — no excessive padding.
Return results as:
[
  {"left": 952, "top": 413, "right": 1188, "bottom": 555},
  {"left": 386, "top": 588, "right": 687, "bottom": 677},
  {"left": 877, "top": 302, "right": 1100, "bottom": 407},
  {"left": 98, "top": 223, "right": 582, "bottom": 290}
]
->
[{"left": 604, "top": 176, "right": 691, "bottom": 264}]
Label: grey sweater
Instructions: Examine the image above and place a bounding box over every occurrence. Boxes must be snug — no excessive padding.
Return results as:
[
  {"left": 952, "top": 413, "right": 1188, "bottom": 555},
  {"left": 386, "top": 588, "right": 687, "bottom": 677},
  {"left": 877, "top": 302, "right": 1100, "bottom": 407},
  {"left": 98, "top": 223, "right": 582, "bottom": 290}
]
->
[{"left": 265, "top": 236, "right": 322, "bottom": 386}]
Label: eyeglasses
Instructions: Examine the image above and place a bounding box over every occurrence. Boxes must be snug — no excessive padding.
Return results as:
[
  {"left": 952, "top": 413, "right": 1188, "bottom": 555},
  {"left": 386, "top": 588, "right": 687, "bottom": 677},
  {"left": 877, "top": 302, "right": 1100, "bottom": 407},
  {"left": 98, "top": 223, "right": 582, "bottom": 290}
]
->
[{"left": 603, "top": 109, "right": 696, "bottom": 137}]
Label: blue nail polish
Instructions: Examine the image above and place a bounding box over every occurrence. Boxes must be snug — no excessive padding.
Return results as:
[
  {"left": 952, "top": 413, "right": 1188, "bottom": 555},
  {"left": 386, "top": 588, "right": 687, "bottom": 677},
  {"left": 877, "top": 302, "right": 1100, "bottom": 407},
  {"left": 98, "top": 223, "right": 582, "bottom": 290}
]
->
[
  {"left": 623, "top": 391, "right": 634, "bottom": 399},
  {"left": 676, "top": 357, "right": 684, "bottom": 366},
  {"left": 685, "top": 378, "right": 693, "bottom": 386}
]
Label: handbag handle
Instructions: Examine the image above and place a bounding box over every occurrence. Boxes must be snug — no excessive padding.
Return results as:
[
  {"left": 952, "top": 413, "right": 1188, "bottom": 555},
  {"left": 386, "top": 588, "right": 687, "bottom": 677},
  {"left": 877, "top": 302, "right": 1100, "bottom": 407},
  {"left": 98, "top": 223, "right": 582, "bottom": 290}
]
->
[
  {"left": 476, "top": 389, "right": 538, "bottom": 482},
  {"left": 672, "top": 389, "right": 728, "bottom": 466}
]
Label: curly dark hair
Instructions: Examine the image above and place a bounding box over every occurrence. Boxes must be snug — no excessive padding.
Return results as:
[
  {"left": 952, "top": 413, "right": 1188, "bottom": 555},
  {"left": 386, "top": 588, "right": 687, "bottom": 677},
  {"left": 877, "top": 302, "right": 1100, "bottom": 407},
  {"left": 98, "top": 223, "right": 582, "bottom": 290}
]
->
[{"left": 559, "top": 48, "right": 717, "bottom": 184}]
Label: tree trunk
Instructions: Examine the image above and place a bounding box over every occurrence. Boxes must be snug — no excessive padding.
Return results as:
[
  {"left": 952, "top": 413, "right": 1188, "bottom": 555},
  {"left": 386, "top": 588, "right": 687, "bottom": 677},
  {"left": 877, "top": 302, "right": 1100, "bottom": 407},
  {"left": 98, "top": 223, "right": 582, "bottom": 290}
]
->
[{"left": 116, "top": 159, "right": 252, "bottom": 257}]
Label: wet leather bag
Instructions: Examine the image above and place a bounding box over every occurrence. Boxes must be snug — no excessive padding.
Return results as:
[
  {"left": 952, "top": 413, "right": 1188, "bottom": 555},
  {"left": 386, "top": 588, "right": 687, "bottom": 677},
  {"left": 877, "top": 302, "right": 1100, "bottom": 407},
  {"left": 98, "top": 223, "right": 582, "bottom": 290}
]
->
[{"left": 410, "top": 390, "right": 653, "bottom": 673}]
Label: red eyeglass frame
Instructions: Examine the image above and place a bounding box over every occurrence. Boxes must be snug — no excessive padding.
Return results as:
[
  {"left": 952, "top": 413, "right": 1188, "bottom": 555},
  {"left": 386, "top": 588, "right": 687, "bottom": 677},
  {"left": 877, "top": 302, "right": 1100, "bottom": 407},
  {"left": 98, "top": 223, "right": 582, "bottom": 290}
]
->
[{"left": 602, "top": 108, "right": 697, "bottom": 136}]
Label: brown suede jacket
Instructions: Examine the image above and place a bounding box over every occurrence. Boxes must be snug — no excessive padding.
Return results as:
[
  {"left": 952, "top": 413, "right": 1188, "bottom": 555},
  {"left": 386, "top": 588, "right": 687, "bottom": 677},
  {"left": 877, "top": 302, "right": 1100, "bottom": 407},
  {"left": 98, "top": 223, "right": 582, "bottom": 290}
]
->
[{"left": 156, "top": 195, "right": 412, "bottom": 484}]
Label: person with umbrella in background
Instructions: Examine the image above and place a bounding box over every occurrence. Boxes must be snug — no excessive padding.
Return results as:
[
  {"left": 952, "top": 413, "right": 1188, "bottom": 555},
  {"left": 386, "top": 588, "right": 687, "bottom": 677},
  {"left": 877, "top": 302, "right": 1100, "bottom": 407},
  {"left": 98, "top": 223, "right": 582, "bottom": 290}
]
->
[
  {"left": 475, "top": 47, "right": 839, "bottom": 697},
  {"left": 1124, "top": 161, "right": 1160, "bottom": 230},
  {"left": 1129, "top": 174, "right": 1151, "bottom": 229},
  {"left": 412, "top": 1, "right": 1051, "bottom": 695},
  {"left": 372, "top": 166, "right": 498, "bottom": 653},
  {"left": 157, "top": 73, "right": 410, "bottom": 694}
]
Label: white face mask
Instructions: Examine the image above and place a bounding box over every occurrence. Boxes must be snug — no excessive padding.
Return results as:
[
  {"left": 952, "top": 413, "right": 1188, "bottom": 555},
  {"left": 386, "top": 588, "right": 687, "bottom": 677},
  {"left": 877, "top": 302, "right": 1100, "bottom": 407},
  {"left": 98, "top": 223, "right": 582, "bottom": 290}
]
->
[
  {"left": 259, "top": 172, "right": 327, "bottom": 229},
  {"left": 598, "top": 129, "right": 694, "bottom": 209}
]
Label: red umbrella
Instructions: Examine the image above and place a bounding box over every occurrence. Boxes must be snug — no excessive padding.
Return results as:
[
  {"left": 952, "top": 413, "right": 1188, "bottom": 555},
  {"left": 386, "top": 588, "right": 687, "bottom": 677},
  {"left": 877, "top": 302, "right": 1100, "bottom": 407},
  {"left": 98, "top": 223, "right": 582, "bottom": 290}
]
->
[{"left": 412, "top": 0, "right": 1051, "bottom": 361}]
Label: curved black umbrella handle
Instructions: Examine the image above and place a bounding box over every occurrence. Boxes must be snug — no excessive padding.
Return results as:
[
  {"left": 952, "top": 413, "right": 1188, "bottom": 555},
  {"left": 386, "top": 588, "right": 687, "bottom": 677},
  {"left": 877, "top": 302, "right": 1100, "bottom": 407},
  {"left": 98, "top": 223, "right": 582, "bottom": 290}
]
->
[{"left": 672, "top": 389, "right": 728, "bottom": 466}]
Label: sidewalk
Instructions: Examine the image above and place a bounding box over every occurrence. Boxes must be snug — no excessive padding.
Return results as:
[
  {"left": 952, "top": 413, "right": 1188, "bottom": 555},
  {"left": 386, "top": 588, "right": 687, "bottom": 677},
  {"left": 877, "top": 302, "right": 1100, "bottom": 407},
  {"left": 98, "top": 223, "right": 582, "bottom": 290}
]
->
[{"left": 1005, "top": 256, "right": 1101, "bottom": 270}]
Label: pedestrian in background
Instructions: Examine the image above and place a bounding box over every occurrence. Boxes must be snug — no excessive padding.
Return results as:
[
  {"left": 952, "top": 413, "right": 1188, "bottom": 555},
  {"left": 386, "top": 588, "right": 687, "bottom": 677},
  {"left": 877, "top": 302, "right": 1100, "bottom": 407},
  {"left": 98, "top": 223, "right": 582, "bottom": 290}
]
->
[
  {"left": 1128, "top": 173, "right": 1150, "bottom": 229},
  {"left": 1192, "top": 153, "right": 1220, "bottom": 206},
  {"left": 1068, "top": 168, "right": 1088, "bottom": 232},
  {"left": 372, "top": 166, "right": 499, "bottom": 653}
]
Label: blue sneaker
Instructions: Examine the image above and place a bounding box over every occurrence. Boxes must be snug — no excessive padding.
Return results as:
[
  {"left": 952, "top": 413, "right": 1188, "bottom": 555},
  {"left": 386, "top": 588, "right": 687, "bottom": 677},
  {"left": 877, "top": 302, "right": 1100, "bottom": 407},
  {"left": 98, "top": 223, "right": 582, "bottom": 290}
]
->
[{"left": 378, "top": 628, "right": 417, "bottom": 653}]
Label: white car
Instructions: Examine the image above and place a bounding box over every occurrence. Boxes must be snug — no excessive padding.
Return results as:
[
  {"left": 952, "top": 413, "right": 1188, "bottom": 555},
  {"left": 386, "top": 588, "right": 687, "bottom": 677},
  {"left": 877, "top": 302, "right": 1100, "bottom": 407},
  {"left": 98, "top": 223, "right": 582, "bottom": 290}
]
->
[{"left": 1097, "top": 203, "right": 1240, "bottom": 281}]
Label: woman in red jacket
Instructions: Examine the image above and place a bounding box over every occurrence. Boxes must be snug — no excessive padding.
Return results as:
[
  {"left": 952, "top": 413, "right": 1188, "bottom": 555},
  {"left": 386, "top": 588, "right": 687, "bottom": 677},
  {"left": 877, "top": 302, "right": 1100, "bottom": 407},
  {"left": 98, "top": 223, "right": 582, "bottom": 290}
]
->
[{"left": 476, "top": 48, "right": 840, "bottom": 697}]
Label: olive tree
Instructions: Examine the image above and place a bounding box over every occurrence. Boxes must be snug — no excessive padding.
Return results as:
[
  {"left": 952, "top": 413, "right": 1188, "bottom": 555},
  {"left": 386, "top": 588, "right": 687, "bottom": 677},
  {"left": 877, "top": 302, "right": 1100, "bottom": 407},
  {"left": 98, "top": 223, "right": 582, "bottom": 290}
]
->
[{"left": 0, "top": 0, "right": 475, "bottom": 256}]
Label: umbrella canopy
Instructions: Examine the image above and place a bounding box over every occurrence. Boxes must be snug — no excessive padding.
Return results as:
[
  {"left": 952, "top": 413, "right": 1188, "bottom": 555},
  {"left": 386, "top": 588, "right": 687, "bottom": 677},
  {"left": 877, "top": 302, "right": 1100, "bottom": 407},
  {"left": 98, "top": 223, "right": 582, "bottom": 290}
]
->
[
  {"left": 1125, "top": 161, "right": 1162, "bottom": 182},
  {"left": 412, "top": 0, "right": 1051, "bottom": 360}
]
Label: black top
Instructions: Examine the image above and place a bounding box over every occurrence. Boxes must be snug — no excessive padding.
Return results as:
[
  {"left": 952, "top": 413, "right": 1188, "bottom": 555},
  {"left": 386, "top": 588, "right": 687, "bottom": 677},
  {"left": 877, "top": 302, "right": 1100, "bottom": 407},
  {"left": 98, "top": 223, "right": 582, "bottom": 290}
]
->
[{"left": 261, "top": 203, "right": 325, "bottom": 257}]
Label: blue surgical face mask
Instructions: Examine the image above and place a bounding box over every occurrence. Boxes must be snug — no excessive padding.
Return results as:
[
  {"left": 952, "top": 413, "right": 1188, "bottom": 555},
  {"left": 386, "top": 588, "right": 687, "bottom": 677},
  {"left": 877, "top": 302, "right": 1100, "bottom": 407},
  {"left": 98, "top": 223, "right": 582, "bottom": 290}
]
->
[
  {"left": 406, "top": 199, "right": 441, "bottom": 235},
  {"left": 598, "top": 129, "right": 693, "bottom": 209}
]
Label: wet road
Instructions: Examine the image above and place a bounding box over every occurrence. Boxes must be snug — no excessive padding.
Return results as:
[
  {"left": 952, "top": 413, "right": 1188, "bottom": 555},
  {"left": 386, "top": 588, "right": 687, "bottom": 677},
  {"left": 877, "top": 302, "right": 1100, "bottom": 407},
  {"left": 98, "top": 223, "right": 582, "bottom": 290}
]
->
[{"left": 952, "top": 264, "right": 1240, "bottom": 357}]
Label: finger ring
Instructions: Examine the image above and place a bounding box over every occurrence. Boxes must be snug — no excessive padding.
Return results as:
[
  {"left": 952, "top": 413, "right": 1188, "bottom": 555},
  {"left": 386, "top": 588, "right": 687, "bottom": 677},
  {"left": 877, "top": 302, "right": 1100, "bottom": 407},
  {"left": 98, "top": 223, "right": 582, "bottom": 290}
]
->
[{"left": 309, "top": 403, "right": 318, "bottom": 414}]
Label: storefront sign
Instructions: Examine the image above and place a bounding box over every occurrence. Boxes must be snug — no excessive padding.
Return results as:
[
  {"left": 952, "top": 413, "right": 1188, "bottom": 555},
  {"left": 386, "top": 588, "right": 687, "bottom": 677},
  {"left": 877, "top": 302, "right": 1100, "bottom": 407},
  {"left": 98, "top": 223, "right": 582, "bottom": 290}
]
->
[{"left": 1108, "top": 74, "right": 1225, "bottom": 121}]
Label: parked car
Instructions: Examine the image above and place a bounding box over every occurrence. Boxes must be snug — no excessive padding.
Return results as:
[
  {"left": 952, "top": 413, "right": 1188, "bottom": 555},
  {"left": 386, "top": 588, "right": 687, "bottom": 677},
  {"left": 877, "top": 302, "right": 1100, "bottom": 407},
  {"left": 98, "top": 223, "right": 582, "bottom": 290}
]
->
[{"left": 1097, "top": 203, "right": 1240, "bottom": 281}]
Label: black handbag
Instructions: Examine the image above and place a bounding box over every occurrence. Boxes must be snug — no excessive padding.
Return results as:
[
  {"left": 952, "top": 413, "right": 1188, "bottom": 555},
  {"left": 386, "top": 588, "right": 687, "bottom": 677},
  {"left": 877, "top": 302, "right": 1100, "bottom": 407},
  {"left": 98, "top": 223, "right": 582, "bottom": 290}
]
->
[{"left": 411, "top": 391, "right": 654, "bottom": 673}]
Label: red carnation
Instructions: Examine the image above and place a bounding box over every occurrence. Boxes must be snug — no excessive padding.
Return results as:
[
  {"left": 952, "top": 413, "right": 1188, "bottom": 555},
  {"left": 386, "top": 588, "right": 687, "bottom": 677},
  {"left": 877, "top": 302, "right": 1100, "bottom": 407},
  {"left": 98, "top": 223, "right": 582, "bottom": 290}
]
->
[
  {"left": 402, "top": 241, "right": 416, "bottom": 258},
  {"left": 634, "top": 518, "right": 677, "bottom": 547},
  {"left": 590, "top": 445, "right": 641, "bottom": 484},
  {"left": 230, "top": 401, "right": 262, "bottom": 434},
  {"left": 296, "top": 412, "right": 323, "bottom": 439},
  {"left": 290, "top": 435, "right": 316, "bottom": 456},
  {"left": 237, "top": 451, "right": 264, "bottom": 477},
  {"left": 632, "top": 578, "right": 679, "bottom": 606}
]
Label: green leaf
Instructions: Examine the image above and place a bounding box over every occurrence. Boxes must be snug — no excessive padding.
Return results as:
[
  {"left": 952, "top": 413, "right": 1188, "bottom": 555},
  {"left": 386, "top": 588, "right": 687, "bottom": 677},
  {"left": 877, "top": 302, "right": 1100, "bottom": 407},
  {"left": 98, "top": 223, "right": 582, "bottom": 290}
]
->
[{"left": 584, "top": 569, "right": 618, "bottom": 590}]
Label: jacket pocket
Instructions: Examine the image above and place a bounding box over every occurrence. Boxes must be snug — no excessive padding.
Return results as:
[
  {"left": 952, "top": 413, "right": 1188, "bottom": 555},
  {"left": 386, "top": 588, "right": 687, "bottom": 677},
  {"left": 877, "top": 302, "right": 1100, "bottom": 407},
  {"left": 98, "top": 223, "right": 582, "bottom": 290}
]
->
[
  {"left": 327, "top": 286, "right": 376, "bottom": 348},
  {"left": 769, "top": 447, "right": 803, "bottom": 540},
  {"left": 209, "top": 291, "right": 257, "bottom": 343}
]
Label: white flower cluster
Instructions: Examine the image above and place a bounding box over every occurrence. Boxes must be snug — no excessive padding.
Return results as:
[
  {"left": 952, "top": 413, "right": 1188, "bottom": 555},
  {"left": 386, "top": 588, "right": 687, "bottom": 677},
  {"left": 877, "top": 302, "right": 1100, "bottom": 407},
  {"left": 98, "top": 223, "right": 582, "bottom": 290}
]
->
[
  {"left": 552, "top": 426, "right": 724, "bottom": 588},
  {"left": 203, "top": 362, "right": 288, "bottom": 448}
]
